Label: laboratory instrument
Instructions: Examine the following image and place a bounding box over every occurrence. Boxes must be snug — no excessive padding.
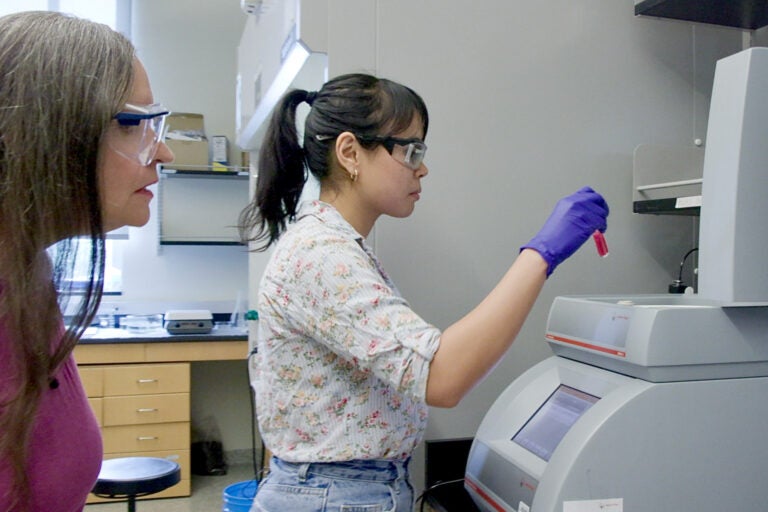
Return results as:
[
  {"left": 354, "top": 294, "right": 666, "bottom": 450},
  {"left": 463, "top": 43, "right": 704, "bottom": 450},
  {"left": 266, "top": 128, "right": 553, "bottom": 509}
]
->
[
  {"left": 466, "top": 47, "right": 768, "bottom": 512},
  {"left": 164, "top": 309, "right": 214, "bottom": 334}
]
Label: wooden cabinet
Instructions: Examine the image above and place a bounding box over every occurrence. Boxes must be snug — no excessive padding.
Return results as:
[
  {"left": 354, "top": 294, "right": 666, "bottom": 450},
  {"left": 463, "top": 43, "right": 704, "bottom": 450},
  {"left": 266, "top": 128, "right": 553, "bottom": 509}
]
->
[
  {"left": 73, "top": 339, "right": 249, "bottom": 502},
  {"left": 79, "top": 363, "right": 191, "bottom": 503}
]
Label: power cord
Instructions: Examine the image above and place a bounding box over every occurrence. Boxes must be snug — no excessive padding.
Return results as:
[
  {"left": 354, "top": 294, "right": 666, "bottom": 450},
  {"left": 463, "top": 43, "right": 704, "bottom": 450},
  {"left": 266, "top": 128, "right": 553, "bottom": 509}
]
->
[
  {"left": 669, "top": 247, "right": 698, "bottom": 293},
  {"left": 416, "top": 478, "right": 466, "bottom": 512},
  {"left": 247, "top": 347, "right": 267, "bottom": 482},
  {"left": 244, "top": 310, "right": 267, "bottom": 483}
]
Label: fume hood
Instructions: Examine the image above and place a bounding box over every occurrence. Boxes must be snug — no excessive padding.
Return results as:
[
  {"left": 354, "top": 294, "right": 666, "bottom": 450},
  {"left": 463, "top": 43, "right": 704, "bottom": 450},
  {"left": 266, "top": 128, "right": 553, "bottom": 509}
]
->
[{"left": 236, "top": 0, "right": 328, "bottom": 152}]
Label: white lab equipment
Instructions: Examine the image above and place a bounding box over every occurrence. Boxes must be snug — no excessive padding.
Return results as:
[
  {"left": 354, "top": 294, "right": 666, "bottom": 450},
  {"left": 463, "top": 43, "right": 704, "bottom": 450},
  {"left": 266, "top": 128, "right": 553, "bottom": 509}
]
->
[{"left": 466, "top": 47, "right": 768, "bottom": 512}]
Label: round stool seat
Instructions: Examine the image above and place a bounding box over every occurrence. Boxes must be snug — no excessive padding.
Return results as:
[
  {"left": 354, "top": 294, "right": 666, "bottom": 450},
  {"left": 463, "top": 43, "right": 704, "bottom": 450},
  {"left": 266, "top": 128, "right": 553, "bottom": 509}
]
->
[{"left": 92, "top": 457, "right": 181, "bottom": 499}]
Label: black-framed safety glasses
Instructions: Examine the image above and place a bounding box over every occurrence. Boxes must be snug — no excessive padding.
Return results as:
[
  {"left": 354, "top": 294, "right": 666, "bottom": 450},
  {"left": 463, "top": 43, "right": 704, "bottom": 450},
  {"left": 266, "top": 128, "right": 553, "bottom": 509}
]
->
[{"left": 355, "top": 134, "right": 427, "bottom": 170}]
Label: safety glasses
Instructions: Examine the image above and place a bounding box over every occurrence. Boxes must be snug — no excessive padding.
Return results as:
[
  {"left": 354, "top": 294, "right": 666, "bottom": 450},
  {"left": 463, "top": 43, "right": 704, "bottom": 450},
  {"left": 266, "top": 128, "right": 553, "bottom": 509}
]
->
[
  {"left": 355, "top": 134, "right": 427, "bottom": 170},
  {"left": 109, "top": 103, "right": 170, "bottom": 166}
]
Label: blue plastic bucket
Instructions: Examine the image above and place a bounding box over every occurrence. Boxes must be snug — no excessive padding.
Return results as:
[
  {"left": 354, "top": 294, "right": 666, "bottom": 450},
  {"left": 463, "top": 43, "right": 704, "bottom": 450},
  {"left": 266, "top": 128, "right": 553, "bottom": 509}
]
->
[{"left": 222, "top": 480, "right": 258, "bottom": 512}]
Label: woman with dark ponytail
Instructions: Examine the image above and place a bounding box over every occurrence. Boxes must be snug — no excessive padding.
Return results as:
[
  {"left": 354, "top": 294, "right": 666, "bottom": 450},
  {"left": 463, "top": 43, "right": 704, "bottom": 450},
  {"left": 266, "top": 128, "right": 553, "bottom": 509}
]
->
[{"left": 241, "top": 73, "right": 608, "bottom": 511}]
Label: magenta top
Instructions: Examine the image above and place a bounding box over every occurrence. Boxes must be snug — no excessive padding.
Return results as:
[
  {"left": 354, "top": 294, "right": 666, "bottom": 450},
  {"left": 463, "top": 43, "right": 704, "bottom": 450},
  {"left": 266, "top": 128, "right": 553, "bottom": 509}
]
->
[{"left": 0, "top": 320, "right": 102, "bottom": 511}]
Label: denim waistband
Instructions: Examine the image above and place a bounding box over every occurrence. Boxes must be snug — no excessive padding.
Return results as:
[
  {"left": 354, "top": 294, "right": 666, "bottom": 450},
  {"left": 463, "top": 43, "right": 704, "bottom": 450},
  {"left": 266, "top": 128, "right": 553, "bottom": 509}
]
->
[{"left": 271, "top": 456, "right": 410, "bottom": 484}]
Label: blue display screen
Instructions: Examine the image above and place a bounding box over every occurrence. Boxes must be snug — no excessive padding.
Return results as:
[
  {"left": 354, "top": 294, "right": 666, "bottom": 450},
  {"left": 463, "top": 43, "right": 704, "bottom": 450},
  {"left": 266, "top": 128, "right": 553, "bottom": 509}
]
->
[{"left": 511, "top": 385, "right": 599, "bottom": 461}]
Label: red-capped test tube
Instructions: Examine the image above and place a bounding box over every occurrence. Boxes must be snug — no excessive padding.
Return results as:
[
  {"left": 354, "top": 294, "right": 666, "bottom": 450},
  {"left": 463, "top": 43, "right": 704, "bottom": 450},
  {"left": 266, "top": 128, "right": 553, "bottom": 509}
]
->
[{"left": 593, "top": 230, "right": 609, "bottom": 257}]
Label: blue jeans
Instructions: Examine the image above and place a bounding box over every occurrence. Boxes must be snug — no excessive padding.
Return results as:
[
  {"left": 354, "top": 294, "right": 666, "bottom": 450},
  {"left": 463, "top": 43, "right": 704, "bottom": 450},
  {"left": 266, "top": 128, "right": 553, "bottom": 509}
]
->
[{"left": 250, "top": 456, "right": 414, "bottom": 512}]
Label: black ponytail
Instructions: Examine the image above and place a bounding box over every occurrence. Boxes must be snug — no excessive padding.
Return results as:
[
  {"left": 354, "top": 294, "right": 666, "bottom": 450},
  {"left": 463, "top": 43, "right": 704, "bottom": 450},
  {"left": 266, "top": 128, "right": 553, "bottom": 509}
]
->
[
  {"left": 239, "top": 74, "right": 429, "bottom": 251},
  {"left": 239, "top": 89, "right": 310, "bottom": 250}
]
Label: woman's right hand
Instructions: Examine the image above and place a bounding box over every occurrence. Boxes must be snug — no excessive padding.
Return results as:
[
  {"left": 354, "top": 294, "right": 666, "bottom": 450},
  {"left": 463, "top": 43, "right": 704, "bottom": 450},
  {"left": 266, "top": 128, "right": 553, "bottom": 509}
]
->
[{"left": 520, "top": 186, "right": 609, "bottom": 276}]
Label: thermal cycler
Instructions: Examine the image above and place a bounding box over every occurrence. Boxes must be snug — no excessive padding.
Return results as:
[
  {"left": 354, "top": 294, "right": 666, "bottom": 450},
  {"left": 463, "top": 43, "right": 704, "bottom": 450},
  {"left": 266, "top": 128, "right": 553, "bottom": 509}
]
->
[{"left": 466, "top": 47, "right": 768, "bottom": 512}]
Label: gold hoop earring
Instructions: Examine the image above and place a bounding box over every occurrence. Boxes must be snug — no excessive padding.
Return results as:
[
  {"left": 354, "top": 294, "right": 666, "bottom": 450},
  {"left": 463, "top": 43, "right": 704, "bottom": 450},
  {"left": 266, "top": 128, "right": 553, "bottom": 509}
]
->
[{"left": 349, "top": 168, "right": 359, "bottom": 182}]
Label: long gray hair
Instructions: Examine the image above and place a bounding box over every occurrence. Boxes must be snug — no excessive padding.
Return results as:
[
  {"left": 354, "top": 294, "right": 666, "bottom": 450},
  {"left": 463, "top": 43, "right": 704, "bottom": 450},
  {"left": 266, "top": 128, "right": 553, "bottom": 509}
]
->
[{"left": 0, "top": 10, "right": 135, "bottom": 509}]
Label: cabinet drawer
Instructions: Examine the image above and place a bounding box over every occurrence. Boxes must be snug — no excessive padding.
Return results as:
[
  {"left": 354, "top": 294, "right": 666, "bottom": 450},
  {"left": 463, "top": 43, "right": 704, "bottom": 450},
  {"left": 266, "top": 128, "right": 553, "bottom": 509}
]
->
[
  {"left": 103, "top": 393, "right": 189, "bottom": 426},
  {"left": 88, "top": 398, "right": 103, "bottom": 427},
  {"left": 78, "top": 367, "right": 103, "bottom": 397},
  {"left": 102, "top": 422, "right": 190, "bottom": 453},
  {"left": 103, "top": 363, "right": 189, "bottom": 396}
]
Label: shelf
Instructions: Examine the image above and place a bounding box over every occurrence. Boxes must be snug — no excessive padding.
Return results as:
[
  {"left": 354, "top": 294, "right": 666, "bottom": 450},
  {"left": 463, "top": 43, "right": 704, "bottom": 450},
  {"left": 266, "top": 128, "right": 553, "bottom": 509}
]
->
[
  {"left": 633, "top": 144, "right": 703, "bottom": 216},
  {"left": 635, "top": 0, "right": 768, "bottom": 30},
  {"left": 160, "top": 165, "right": 249, "bottom": 179},
  {"left": 633, "top": 197, "right": 701, "bottom": 216},
  {"left": 159, "top": 239, "right": 244, "bottom": 246},
  {"left": 157, "top": 165, "right": 250, "bottom": 247}
]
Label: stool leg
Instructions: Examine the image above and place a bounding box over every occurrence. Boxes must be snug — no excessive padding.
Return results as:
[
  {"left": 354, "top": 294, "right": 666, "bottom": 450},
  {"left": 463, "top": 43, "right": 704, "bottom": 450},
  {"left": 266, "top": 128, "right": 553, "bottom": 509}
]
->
[{"left": 127, "top": 496, "right": 136, "bottom": 512}]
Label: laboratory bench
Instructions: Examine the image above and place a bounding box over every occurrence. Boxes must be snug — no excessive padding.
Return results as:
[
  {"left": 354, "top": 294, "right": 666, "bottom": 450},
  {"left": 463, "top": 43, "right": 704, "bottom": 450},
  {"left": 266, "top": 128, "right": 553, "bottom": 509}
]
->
[
  {"left": 73, "top": 325, "right": 249, "bottom": 503},
  {"left": 76, "top": 326, "right": 248, "bottom": 362}
]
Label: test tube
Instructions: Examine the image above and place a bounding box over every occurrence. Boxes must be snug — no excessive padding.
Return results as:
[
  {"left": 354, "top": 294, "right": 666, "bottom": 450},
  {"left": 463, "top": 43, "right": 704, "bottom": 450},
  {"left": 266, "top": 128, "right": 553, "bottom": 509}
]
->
[{"left": 593, "top": 230, "right": 609, "bottom": 257}]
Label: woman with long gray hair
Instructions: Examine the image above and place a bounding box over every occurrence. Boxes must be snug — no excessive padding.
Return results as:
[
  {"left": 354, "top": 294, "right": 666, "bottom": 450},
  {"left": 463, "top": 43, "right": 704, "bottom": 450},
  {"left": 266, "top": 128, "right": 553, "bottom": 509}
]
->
[{"left": 0, "top": 11, "right": 173, "bottom": 511}]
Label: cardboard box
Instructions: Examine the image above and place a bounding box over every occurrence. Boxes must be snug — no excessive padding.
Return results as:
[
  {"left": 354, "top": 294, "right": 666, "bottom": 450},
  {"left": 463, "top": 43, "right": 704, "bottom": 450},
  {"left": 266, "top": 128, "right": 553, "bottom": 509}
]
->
[{"left": 165, "top": 113, "right": 209, "bottom": 169}]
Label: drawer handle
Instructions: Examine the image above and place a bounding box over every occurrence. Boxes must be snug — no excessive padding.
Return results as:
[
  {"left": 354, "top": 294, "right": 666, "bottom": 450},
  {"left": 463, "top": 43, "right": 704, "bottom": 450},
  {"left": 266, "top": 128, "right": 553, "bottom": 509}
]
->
[
  {"left": 137, "top": 436, "right": 158, "bottom": 441},
  {"left": 137, "top": 408, "right": 158, "bottom": 413},
  {"left": 137, "top": 379, "right": 158, "bottom": 383}
]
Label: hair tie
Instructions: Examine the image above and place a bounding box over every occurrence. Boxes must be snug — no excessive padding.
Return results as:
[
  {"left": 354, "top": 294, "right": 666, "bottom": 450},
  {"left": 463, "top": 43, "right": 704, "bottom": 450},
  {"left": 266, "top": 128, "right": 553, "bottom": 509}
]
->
[{"left": 305, "top": 91, "right": 318, "bottom": 106}]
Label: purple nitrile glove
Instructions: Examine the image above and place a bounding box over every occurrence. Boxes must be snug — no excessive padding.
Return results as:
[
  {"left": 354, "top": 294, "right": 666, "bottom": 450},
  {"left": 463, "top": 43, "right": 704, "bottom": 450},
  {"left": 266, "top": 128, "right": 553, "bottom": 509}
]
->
[{"left": 521, "top": 186, "right": 609, "bottom": 277}]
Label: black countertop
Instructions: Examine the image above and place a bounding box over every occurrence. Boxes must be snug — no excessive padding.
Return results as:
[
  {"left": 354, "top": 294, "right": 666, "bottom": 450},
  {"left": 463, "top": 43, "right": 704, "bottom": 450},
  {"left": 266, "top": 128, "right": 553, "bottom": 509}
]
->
[{"left": 77, "top": 324, "right": 249, "bottom": 344}]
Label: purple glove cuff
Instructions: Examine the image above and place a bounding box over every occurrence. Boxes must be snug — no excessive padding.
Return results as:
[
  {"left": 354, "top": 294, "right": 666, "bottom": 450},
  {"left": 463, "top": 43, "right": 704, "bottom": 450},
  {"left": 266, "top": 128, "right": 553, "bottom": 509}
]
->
[{"left": 520, "top": 241, "right": 557, "bottom": 277}]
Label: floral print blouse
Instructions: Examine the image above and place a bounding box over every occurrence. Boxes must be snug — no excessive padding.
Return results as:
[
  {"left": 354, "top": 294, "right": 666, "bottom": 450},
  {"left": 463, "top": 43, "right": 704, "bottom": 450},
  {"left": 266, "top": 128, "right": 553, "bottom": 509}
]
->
[{"left": 254, "top": 201, "right": 442, "bottom": 462}]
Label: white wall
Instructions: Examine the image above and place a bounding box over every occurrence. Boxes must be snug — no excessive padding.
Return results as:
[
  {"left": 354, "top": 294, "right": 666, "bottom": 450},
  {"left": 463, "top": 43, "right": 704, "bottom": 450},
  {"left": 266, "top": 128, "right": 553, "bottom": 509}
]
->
[
  {"left": 110, "top": 1, "right": 250, "bottom": 308},
  {"left": 121, "top": 0, "right": 254, "bottom": 455},
  {"left": 371, "top": 0, "right": 740, "bottom": 432}
]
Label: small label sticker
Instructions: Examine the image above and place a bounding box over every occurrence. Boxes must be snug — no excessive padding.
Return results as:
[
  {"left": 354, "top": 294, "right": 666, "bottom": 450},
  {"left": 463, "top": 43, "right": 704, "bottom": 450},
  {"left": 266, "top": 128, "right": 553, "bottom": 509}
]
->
[
  {"left": 518, "top": 501, "right": 530, "bottom": 512},
  {"left": 563, "top": 498, "right": 623, "bottom": 512},
  {"left": 675, "top": 195, "right": 702, "bottom": 209}
]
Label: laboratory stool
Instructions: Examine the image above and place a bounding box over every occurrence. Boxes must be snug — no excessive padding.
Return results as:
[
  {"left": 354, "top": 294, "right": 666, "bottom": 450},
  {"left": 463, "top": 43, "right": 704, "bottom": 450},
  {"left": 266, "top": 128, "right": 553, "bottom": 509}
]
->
[{"left": 91, "top": 456, "right": 181, "bottom": 512}]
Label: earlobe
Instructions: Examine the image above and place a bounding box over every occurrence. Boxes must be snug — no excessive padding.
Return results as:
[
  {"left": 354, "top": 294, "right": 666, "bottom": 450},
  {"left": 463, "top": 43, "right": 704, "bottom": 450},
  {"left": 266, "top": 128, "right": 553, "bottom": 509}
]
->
[{"left": 335, "top": 132, "right": 359, "bottom": 174}]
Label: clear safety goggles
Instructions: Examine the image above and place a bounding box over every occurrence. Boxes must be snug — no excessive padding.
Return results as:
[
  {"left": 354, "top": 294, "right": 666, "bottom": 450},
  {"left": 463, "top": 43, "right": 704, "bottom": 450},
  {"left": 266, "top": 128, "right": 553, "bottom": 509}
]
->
[
  {"left": 356, "top": 134, "right": 427, "bottom": 170},
  {"left": 108, "top": 103, "right": 170, "bottom": 166}
]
